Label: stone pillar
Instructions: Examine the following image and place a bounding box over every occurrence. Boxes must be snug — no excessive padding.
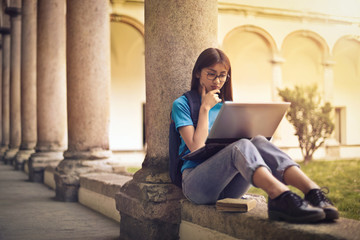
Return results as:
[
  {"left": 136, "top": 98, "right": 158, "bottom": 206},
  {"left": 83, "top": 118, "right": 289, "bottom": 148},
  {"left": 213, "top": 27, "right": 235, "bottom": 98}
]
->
[
  {"left": 54, "top": 0, "right": 112, "bottom": 202},
  {"left": 271, "top": 55, "right": 285, "bottom": 102},
  {"left": 271, "top": 55, "right": 285, "bottom": 142},
  {"left": 0, "top": 14, "right": 11, "bottom": 160},
  {"left": 0, "top": 7, "right": 3, "bottom": 157},
  {"left": 28, "top": 0, "right": 67, "bottom": 182},
  {"left": 0, "top": 4, "right": 2, "bottom": 151},
  {"left": 14, "top": 0, "right": 37, "bottom": 170},
  {"left": 322, "top": 59, "right": 339, "bottom": 157},
  {"left": 323, "top": 59, "right": 335, "bottom": 103},
  {"left": 3, "top": 0, "right": 22, "bottom": 166},
  {"left": 0, "top": 35, "right": 2, "bottom": 151},
  {"left": 116, "top": 1, "right": 218, "bottom": 239}
]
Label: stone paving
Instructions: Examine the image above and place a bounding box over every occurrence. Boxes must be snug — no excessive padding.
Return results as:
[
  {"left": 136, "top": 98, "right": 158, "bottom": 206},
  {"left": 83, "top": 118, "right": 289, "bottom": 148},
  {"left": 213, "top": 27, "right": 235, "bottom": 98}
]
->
[{"left": 0, "top": 162, "right": 119, "bottom": 240}]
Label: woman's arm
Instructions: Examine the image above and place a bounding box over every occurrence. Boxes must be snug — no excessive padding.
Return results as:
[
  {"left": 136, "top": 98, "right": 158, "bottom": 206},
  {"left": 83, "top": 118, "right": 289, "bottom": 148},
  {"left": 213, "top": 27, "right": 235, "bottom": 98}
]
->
[{"left": 179, "top": 86, "right": 221, "bottom": 152}]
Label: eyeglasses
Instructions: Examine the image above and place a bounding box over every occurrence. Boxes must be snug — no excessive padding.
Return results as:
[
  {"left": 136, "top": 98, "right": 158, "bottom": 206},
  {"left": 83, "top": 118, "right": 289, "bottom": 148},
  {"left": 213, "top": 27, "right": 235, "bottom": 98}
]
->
[{"left": 205, "top": 72, "right": 229, "bottom": 83}]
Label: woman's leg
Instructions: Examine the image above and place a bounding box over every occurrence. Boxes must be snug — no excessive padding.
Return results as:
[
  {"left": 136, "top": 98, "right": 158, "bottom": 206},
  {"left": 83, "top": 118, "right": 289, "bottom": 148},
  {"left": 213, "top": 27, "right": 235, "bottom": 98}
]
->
[
  {"left": 252, "top": 166, "right": 289, "bottom": 199},
  {"left": 251, "top": 135, "right": 323, "bottom": 195},
  {"left": 218, "top": 173, "right": 252, "bottom": 200},
  {"left": 182, "top": 139, "right": 269, "bottom": 204},
  {"left": 182, "top": 138, "right": 326, "bottom": 223},
  {"left": 251, "top": 135, "right": 300, "bottom": 184},
  {"left": 283, "top": 165, "right": 319, "bottom": 194},
  {"left": 251, "top": 135, "right": 338, "bottom": 220}
]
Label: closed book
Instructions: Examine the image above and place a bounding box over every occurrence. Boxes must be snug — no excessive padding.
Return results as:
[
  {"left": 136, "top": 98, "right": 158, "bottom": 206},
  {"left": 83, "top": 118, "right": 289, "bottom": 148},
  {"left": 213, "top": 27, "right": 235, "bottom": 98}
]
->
[{"left": 216, "top": 198, "right": 257, "bottom": 212}]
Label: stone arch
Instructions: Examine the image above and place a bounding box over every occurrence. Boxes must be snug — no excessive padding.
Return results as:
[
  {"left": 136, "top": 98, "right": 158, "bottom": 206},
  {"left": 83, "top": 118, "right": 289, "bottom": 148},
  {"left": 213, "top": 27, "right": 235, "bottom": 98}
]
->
[
  {"left": 222, "top": 25, "right": 277, "bottom": 102},
  {"left": 224, "top": 25, "right": 279, "bottom": 56},
  {"left": 332, "top": 35, "right": 360, "bottom": 72},
  {"left": 332, "top": 35, "right": 360, "bottom": 144},
  {"left": 283, "top": 30, "right": 330, "bottom": 60},
  {"left": 281, "top": 30, "right": 330, "bottom": 90},
  {"left": 109, "top": 15, "right": 145, "bottom": 151},
  {"left": 110, "top": 14, "right": 144, "bottom": 37}
]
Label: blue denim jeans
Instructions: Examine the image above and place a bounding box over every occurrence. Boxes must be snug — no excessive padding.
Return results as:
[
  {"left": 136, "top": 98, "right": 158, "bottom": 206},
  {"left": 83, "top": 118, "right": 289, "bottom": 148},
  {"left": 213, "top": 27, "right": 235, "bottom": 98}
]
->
[{"left": 182, "top": 135, "right": 299, "bottom": 204}]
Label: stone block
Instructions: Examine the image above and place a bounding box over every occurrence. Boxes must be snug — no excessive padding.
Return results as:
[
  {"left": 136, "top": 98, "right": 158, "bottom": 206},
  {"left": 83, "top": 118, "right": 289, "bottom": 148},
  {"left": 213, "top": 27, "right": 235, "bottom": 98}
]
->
[
  {"left": 80, "top": 172, "right": 132, "bottom": 198},
  {"left": 79, "top": 187, "right": 120, "bottom": 222},
  {"left": 75, "top": 172, "right": 132, "bottom": 222}
]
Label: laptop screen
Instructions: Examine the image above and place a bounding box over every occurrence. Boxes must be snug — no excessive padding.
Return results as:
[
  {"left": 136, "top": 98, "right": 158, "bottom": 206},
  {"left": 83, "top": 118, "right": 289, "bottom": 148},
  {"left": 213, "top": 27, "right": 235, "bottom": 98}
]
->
[{"left": 206, "top": 102, "right": 290, "bottom": 143}]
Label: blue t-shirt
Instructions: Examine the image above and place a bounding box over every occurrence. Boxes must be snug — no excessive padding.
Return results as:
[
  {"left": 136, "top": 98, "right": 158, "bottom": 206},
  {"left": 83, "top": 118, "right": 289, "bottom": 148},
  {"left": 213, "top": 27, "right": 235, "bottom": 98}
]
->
[{"left": 171, "top": 95, "right": 222, "bottom": 172}]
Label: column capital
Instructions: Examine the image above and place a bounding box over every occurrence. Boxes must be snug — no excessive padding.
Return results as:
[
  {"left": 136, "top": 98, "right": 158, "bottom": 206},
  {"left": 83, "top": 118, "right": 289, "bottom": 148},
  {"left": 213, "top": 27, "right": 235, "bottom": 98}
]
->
[
  {"left": 5, "top": 7, "right": 22, "bottom": 17},
  {"left": 271, "top": 55, "right": 285, "bottom": 64},
  {"left": 323, "top": 59, "right": 336, "bottom": 67}
]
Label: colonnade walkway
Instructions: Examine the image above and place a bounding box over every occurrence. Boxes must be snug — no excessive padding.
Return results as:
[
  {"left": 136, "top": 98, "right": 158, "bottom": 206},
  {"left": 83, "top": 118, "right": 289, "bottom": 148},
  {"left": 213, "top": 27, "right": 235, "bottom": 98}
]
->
[{"left": 0, "top": 162, "right": 119, "bottom": 240}]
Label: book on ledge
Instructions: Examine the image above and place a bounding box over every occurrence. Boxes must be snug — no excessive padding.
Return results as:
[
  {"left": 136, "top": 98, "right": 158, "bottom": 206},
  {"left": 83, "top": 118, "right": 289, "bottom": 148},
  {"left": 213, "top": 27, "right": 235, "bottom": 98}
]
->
[{"left": 216, "top": 198, "right": 257, "bottom": 212}]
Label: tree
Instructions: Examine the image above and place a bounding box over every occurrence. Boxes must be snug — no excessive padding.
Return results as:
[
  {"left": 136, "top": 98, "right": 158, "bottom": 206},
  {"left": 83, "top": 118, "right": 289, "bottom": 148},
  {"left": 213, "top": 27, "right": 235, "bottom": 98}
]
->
[{"left": 278, "top": 85, "right": 334, "bottom": 164}]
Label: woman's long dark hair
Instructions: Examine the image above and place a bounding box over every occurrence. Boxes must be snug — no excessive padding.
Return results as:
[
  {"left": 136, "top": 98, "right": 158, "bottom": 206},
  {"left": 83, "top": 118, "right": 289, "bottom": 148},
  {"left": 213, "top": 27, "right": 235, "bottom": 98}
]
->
[{"left": 191, "top": 48, "right": 233, "bottom": 101}]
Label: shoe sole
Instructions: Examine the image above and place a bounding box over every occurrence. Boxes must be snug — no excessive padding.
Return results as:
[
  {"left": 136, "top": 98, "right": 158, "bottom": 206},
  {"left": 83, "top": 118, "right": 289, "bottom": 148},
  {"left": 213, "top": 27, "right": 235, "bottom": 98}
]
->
[
  {"left": 324, "top": 209, "right": 339, "bottom": 220},
  {"left": 268, "top": 210, "right": 326, "bottom": 223}
]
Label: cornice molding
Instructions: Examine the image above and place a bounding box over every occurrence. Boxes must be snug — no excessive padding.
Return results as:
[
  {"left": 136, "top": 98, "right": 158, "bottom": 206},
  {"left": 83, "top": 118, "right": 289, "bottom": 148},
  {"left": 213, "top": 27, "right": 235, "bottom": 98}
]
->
[{"left": 218, "top": 2, "right": 360, "bottom": 26}]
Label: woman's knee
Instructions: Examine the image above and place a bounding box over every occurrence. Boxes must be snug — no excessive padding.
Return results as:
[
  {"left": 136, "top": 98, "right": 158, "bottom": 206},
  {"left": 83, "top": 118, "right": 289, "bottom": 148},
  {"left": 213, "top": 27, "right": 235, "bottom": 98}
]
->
[
  {"left": 252, "top": 135, "right": 268, "bottom": 143},
  {"left": 251, "top": 135, "right": 270, "bottom": 148},
  {"left": 232, "top": 138, "right": 252, "bottom": 149}
]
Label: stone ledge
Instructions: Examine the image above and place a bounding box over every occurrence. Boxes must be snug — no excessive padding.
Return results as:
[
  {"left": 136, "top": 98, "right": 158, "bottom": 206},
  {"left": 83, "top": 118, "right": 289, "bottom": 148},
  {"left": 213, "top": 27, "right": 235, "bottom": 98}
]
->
[
  {"left": 79, "top": 187, "right": 120, "bottom": 222},
  {"left": 44, "top": 162, "right": 60, "bottom": 189},
  {"left": 180, "top": 221, "right": 238, "bottom": 240},
  {"left": 80, "top": 172, "right": 132, "bottom": 198},
  {"left": 78, "top": 173, "right": 132, "bottom": 222},
  {"left": 181, "top": 198, "right": 360, "bottom": 240}
]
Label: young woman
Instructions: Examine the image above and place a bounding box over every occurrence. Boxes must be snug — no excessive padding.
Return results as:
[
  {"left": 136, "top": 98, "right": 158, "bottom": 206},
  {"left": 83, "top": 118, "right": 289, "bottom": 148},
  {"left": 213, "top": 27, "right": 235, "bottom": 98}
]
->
[{"left": 171, "top": 48, "right": 338, "bottom": 223}]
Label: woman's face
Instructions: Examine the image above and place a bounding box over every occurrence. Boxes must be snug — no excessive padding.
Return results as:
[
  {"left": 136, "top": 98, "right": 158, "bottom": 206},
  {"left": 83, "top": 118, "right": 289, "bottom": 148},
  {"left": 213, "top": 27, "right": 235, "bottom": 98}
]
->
[{"left": 197, "top": 63, "right": 228, "bottom": 93}]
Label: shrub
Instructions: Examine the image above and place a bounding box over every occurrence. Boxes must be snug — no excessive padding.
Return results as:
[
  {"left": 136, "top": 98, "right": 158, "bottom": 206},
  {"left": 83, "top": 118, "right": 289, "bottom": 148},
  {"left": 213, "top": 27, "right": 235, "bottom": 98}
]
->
[{"left": 278, "top": 85, "right": 334, "bottom": 163}]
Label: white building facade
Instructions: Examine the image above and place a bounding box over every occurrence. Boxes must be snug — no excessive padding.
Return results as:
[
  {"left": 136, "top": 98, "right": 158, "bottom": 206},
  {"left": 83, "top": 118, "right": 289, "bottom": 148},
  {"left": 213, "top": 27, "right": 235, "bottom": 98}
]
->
[{"left": 109, "top": 0, "right": 360, "bottom": 160}]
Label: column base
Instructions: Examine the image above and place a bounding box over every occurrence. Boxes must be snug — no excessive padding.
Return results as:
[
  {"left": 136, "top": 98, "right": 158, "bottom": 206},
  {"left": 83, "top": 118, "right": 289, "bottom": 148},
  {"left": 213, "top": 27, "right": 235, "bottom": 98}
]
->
[
  {"left": 3, "top": 148, "right": 19, "bottom": 166},
  {"left": 0, "top": 146, "right": 9, "bottom": 162},
  {"left": 325, "top": 138, "right": 340, "bottom": 160},
  {"left": 28, "top": 151, "right": 64, "bottom": 183},
  {"left": 14, "top": 149, "right": 35, "bottom": 171},
  {"left": 116, "top": 167, "right": 185, "bottom": 240},
  {"left": 119, "top": 212, "right": 180, "bottom": 240},
  {"left": 54, "top": 158, "right": 113, "bottom": 202}
]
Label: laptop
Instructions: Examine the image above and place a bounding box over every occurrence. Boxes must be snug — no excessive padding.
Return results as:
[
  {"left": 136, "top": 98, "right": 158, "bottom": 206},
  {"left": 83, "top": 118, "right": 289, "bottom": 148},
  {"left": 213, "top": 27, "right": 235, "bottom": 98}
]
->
[{"left": 183, "top": 101, "right": 290, "bottom": 161}]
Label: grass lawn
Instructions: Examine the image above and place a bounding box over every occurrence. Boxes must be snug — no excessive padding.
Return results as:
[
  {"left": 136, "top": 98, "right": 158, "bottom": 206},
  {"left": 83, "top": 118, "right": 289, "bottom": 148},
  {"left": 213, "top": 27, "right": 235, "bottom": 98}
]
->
[
  {"left": 127, "top": 159, "right": 360, "bottom": 221},
  {"left": 247, "top": 159, "right": 360, "bottom": 221}
]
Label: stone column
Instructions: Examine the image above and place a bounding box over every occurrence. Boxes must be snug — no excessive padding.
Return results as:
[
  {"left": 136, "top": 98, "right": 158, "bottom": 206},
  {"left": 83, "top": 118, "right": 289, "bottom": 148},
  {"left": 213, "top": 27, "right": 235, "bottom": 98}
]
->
[
  {"left": 28, "top": 0, "right": 67, "bottom": 182},
  {"left": 14, "top": 0, "right": 37, "bottom": 170},
  {"left": 271, "top": 55, "right": 285, "bottom": 102},
  {"left": 0, "top": 35, "right": 2, "bottom": 151},
  {"left": 322, "top": 59, "right": 339, "bottom": 157},
  {"left": 323, "top": 59, "right": 335, "bottom": 103},
  {"left": 3, "top": 0, "right": 22, "bottom": 166},
  {"left": 0, "top": 14, "right": 11, "bottom": 160},
  {"left": 116, "top": 1, "right": 218, "bottom": 239},
  {"left": 0, "top": 2, "right": 3, "bottom": 150},
  {"left": 271, "top": 55, "right": 285, "bottom": 142},
  {"left": 54, "top": 0, "right": 112, "bottom": 202},
  {"left": 0, "top": 6, "right": 4, "bottom": 156}
]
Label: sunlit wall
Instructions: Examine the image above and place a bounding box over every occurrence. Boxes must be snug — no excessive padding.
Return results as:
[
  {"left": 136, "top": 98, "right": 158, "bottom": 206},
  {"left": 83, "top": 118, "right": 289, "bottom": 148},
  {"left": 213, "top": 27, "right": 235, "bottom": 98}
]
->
[
  {"left": 110, "top": 0, "right": 360, "bottom": 159},
  {"left": 110, "top": 17, "right": 145, "bottom": 151}
]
